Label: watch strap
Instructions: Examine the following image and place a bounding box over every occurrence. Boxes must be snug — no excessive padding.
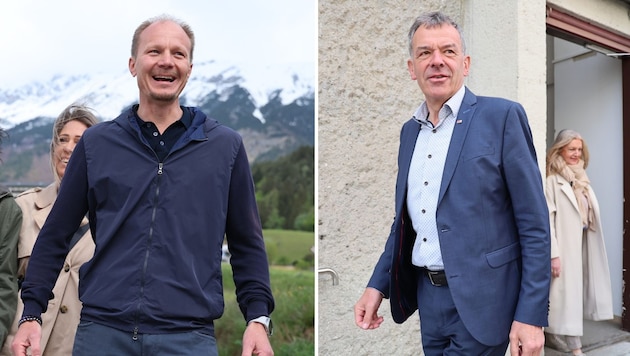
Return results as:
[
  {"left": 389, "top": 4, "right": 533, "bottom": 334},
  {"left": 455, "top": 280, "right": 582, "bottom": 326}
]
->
[{"left": 248, "top": 316, "right": 273, "bottom": 336}]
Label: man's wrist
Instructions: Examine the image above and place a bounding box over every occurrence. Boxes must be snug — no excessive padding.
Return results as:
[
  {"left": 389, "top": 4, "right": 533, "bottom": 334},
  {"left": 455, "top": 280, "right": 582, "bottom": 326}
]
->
[
  {"left": 248, "top": 316, "right": 273, "bottom": 336},
  {"left": 18, "top": 315, "right": 42, "bottom": 327}
]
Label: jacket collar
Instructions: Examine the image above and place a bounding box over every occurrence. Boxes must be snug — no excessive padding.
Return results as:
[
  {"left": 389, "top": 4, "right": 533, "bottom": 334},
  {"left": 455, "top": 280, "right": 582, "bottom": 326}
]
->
[{"left": 113, "top": 106, "right": 222, "bottom": 152}]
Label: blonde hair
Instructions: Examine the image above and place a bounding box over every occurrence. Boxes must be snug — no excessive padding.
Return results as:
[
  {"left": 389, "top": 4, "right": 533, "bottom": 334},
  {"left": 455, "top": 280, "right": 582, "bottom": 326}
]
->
[
  {"left": 51, "top": 104, "right": 99, "bottom": 182},
  {"left": 131, "top": 14, "right": 195, "bottom": 61},
  {"left": 546, "top": 129, "right": 589, "bottom": 177}
]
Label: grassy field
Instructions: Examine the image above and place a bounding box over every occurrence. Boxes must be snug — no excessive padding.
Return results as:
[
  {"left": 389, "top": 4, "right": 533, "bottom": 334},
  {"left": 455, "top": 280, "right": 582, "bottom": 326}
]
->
[
  {"left": 215, "top": 265, "right": 314, "bottom": 356},
  {"left": 261, "top": 229, "right": 314, "bottom": 268},
  {"left": 215, "top": 229, "right": 315, "bottom": 356}
]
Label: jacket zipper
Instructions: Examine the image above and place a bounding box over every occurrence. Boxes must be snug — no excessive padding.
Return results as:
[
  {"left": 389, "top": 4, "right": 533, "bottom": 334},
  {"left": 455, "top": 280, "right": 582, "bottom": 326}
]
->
[{"left": 132, "top": 161, "right": 164, "bottom": 340}]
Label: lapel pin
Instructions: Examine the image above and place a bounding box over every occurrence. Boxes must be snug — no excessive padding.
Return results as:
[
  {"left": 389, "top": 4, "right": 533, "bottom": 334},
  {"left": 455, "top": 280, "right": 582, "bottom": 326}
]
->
[{"left": 456, "top": 119, "right": 463, "bottom": 124}]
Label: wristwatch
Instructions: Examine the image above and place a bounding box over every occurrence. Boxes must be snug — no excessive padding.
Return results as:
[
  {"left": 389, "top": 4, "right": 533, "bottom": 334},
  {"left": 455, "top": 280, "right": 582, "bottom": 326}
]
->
[{"left": 248, "top": 316, "right": 273, "bottom": 336}]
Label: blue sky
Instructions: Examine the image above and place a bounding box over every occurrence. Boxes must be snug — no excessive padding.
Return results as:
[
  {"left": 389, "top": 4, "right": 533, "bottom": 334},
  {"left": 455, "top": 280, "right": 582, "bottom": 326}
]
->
[{"left": 0, "top": 0, "right": 316, "bottom": 88}]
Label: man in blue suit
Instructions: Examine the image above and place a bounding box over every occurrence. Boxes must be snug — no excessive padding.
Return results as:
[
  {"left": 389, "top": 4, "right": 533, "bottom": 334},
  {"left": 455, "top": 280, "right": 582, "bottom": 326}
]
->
[{"left": 353, "top": 11, "right": 551, "bottom": 355}]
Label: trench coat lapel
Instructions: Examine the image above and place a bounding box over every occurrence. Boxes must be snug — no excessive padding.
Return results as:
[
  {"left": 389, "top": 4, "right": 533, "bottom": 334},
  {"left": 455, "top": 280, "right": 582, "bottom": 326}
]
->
[
  {"left": 557, "top": 176, "right": 580, "bottom": 213},
  {"left": 33, "top": 183, "right": 58, "bottom": 229}
]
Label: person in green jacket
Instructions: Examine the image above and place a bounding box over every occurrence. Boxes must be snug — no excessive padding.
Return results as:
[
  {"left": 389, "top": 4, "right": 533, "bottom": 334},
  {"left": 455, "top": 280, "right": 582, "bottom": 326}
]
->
[{"left": 0, "top": 128, "right": 22, "bottom": 346}]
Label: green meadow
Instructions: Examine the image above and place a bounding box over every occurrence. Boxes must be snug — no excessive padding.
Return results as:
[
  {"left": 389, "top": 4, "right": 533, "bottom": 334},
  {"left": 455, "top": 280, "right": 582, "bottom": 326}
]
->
[{"left": 215, "top": 229, "right": 315, "bottom": 356}]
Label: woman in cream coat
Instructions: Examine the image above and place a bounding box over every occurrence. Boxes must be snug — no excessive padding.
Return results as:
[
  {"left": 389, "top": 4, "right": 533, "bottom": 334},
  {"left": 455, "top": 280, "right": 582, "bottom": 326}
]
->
[
  {"left": 1, "top": 104, "right": 98, "bottom": 356},
  {"left": 544, "top": 129, "right": 613, "bottom": 356}
]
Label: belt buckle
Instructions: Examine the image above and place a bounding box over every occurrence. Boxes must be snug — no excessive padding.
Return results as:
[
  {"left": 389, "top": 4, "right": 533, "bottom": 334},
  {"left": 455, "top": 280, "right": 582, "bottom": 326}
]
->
[{"left": 427, "top": 270, "right": 445, "bottom": 286}]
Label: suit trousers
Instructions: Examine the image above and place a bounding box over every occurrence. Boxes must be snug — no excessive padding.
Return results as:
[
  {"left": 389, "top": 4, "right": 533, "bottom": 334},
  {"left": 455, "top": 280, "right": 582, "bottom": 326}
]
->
[
  {"left": 416, "top": 269, "right": 509, "bottom": 355},
  {"left": 72, "top": 320, "right": 218, "bottom": 356}
]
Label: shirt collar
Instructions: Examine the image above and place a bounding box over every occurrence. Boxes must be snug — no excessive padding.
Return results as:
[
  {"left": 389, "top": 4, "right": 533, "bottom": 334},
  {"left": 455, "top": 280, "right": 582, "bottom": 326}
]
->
[
  {"left": 133, "top": 104, "right": 192, "bottom": 129},
  {"left": 412, "top": 85, "right": 466, "bottom": 125}
]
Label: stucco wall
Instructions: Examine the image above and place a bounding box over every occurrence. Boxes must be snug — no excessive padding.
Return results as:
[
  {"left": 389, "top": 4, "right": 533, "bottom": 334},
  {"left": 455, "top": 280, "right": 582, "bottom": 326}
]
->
[{"left": 317, "top": 1, "right": 546, "bottom": 355}]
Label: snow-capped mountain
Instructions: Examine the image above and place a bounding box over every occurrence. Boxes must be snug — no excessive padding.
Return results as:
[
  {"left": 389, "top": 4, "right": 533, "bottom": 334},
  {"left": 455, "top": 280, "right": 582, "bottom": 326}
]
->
[
  {"left": 0, "top": 60, "right": 315, "bottom": 185},
  {"left": 0, "top": 59, "right": 314, "bottom": 128}
]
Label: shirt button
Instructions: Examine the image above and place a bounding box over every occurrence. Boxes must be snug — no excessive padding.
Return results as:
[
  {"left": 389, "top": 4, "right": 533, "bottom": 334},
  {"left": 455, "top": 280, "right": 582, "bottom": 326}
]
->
[
  {"left": 153, "top": 132, "right": 159, "bottom": 137},
  {"left": 424, "top": 181, "right": 428, "bottom": 186},
  {"left": 423, "top": 238, "right": 427, "bottom": 242},
  {"left": 421, "top": 209, "right": 426, "bottom": 213},
  {"left": 64, "top": 264, "right": 70, "bottom": 272},
  {"left": 432, "top": 129, "right": 437, "bottom": 133},
  {"left": 159, "top": 141, "right": 165, "bottom": 146},
  {"left": 427, "top": 154, "right": 432, "bottom": 159},
  {"left": 60, "top": 305, "right": 68, "bottom": 313}
]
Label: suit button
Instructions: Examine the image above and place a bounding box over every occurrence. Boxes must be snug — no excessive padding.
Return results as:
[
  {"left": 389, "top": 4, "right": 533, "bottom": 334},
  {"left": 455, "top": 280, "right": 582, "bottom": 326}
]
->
[
  {"left": 64, "top": 264, "right": 70, "bottom": 272},
  {"left": 60, "top": 305, "right": 68, "bottom": 313}
]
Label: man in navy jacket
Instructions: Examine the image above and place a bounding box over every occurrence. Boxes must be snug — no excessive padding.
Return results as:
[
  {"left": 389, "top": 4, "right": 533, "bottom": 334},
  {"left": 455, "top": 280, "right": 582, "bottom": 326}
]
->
[
  {"left": 353, "top": 12, "right": 550, "bottom": 356},
  {"left": 12, "top": 15, "right": 274, "bottom": 356}
]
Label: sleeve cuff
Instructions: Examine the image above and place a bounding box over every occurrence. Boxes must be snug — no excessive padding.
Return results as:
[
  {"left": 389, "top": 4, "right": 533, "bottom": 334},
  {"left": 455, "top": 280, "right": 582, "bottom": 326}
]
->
[
  {"left": 245, "top": 300, "right": 271, "bottom": 322},
  {"left": 22, "top": 301, "right": 44, "bottom": 319}
]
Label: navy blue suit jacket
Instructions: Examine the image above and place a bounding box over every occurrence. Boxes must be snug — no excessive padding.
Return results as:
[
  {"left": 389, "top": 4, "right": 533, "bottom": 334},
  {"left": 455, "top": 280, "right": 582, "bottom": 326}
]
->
[{"left": 367, "top": 88, "right": 551, "bottom": 346}]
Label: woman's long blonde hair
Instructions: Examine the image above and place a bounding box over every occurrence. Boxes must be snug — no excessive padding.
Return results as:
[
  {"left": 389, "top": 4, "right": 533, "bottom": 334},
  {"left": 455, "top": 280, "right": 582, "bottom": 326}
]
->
[{"left": 545, "top": 129, "right": 589, "bottom": 177}]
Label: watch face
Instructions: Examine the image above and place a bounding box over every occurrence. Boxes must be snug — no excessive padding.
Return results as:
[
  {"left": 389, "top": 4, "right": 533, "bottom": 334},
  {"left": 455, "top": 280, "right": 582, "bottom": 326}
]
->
[
  {"left": 267, "top": 318, "right": 273, "bottom": 336},
  {"left": 260, "top": 317, "right": 273, "bottom": 336}
]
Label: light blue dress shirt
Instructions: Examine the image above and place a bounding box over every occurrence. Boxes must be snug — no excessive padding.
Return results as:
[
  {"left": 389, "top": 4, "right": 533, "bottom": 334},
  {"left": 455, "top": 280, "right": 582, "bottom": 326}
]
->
[{"left": 407, "top": 85, "right": 466, "bottom": 270}]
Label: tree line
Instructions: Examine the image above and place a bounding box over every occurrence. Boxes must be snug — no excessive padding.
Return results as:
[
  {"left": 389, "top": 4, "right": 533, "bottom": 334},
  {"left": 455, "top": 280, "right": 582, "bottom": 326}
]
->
[{"left": 252, "top": 145, "right": 314, "bottom": 231}]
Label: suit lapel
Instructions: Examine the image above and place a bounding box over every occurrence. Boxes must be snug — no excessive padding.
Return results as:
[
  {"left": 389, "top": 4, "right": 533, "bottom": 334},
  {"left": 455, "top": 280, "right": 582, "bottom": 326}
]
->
[
  {"left": 396, "top": 120, "right": 421, "bottom": 214},
  {"left": 438, "top": 89, "right": 477, "bottom": 204}
]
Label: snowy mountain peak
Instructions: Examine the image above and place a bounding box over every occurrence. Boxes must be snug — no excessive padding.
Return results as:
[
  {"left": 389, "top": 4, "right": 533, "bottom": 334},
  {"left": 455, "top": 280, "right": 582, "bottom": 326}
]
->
[{"left": 0, "top": 59, "right": 314, "bottom": 128}]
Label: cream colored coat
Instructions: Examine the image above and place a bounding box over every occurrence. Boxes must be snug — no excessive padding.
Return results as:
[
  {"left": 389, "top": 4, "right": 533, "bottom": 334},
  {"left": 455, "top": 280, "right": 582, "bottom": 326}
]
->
[
  {"left": 545, "top": 174, "right": 613, "bottom": 336},
  {"left": 0, "top": 183, "right": 94, "bottom": 356}
]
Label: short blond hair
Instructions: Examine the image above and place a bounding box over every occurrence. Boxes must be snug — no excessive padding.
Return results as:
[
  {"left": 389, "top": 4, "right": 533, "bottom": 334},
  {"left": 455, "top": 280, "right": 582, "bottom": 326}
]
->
[{"left": 131, "top": 14, "right": 195, "bottom": 61}]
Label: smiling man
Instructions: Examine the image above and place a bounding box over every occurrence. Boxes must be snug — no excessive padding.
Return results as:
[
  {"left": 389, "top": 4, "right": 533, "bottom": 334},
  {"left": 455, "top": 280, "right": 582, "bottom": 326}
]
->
[
  {"left": 353, "top": 11, "right": 551, "bottom": 356},
  {"left": 12, "top": 15, "right": 274, "bottom": 356}
]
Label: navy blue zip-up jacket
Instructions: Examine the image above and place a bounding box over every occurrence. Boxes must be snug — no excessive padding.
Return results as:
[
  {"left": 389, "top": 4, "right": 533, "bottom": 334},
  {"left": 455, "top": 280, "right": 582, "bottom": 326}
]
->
[{"left": 20, "top": 107, "right": 274, "bottom": 336}]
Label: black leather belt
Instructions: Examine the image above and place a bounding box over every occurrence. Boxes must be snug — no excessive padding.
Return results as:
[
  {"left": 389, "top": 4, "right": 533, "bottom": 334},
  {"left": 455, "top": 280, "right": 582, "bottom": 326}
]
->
[{"left": 418, "top": 267, "right": 448, "bottom": 287}]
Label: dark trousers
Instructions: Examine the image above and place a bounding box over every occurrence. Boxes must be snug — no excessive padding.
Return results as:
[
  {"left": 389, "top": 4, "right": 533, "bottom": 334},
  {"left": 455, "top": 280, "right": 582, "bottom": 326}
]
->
[
  {"left": 72, "top": 321, "right": 218, "bottom": 356},
  {"left": 416, "top": 271, "right": 509, "bottom": 356}
]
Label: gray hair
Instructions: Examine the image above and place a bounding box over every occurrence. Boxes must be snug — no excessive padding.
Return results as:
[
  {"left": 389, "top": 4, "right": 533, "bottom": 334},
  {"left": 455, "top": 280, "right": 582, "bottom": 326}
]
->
[{"left": 407, "top": 11, "right": 466, "bottom": 57}]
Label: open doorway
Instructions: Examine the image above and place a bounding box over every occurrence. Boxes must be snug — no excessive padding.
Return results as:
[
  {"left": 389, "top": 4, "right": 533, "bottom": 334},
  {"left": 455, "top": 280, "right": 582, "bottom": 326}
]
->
[
  {"left": 546, "top": 3, "right": 630, "bottom": 329},
  {"left": 547, "top": 34, "right": 623, "bottom": 315}
]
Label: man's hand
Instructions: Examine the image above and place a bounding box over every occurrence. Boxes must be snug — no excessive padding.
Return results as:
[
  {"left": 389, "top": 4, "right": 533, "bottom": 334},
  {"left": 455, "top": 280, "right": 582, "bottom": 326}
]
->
[
  {"left": 354, "top": 287, "right": 384, "bottom": 330},
  {"left": 11, "top": 320, "right": 42, "bottom": 356},
  {"left": 509, "top": 320, "right": 544, "bottom": 355},
  {"left": 241, "top": 321, "right": 273, "bottom": 356}
]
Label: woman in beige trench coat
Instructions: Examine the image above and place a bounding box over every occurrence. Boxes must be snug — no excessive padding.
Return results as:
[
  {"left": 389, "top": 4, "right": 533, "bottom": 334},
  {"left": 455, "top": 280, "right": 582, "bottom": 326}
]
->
[
  {"left": 0, "top": 104, "right": 99, "bottom": 356},
  {"left": 544, "top": 129, "right": 613, "bottom": 356}
]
